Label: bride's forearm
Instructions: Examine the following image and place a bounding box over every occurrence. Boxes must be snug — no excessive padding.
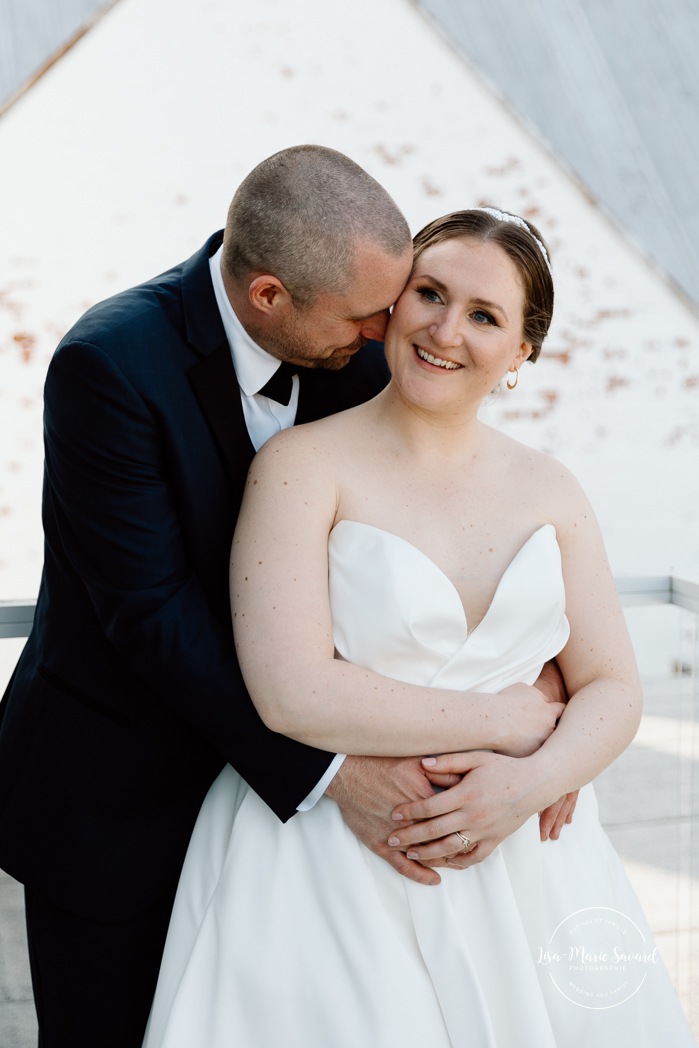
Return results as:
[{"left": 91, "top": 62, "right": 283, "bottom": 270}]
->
[
  {"left": 238, "top": 652, "right": 556, "bottom": 757},
  {"left": 522, "top": 677, "right": 642, "bottom": 807},
  {"left": 248, "top": 657, "right": 499, "bottom": 754}
]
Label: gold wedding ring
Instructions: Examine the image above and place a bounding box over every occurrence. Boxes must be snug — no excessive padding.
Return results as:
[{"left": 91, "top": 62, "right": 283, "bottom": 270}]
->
[{"left": 456, "top": 831, "right": 472, "bottom": 852}]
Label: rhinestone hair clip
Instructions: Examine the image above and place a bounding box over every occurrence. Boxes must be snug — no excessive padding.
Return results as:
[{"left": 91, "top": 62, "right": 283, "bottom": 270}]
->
[{"left": 473, "top": 207, "right": 553, "bottom": 277}]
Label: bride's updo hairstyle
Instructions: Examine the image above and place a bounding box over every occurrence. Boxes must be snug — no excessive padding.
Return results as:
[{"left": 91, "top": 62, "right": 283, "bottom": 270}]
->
[{"left": 412, "top": 208, "right": 554, "bottom": 363}]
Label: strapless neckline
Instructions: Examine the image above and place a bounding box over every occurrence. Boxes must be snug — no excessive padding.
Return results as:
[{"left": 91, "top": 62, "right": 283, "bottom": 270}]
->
[
  {"left": 330, "top": 520, "right": 555, "bottom": 637},
  {"left": 328, "top": 519, "right": 568, "bottom": 691}
]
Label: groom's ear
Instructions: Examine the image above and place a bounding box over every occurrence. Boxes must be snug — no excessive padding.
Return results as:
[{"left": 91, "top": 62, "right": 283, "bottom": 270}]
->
[{"left": 248, "top": 274, "right": 293, "bottom": 316}]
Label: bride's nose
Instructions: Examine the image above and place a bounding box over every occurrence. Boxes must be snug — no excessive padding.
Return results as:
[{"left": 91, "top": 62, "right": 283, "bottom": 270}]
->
[{"left": 429, "top": 311, "right": 464, "bottom": 349}]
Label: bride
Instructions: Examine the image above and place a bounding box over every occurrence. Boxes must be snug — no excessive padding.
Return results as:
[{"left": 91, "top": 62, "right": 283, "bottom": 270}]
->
[{"left": 143, "top": 208, "right": 694, "bottom": 1046}]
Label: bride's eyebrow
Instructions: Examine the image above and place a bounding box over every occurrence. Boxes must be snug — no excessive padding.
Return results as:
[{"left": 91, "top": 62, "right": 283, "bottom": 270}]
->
[
  {"left": 472, "top": 297, "right": 508, "bottom": 321},
  {"left": 413, "top": 273, "right": 448, "bottom": 292}
]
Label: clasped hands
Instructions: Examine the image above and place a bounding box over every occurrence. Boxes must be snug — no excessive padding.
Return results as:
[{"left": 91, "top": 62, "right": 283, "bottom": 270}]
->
[
  {"left": 327, "top": 663, "right": 577, "bottom": 886},
  {"left": 330, "top": 751, "right": 577, "bottom": 886},
  {"left": 387, "top": 751, "right": 578, "bottom": 878}
]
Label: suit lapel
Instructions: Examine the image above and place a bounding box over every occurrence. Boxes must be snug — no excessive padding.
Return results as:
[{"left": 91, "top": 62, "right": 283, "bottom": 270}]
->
[
  {"left": 188, "top": 345, "right": 256, "bottom": 495},
  {"left": 182, "top": 232, "right": 256, "bottom": 496}
]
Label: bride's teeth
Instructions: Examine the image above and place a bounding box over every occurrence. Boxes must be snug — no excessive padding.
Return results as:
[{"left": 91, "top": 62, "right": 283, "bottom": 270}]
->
[{"left": 416, "top": 346, "right": 460, "bottom": 370}]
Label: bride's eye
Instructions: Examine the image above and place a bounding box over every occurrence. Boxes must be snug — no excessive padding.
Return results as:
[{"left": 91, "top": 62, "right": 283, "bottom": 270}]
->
[
  {"left": 416, "top": 285, "right": 443, "bottom": 305},
  {"left": 472, "top": 309, "right": 496, "bottom": 325}
]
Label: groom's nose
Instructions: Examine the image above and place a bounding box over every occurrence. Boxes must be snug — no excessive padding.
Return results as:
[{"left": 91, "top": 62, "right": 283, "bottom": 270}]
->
[{"left": 360, "top": 309, "right": 390, "bottom": 342}]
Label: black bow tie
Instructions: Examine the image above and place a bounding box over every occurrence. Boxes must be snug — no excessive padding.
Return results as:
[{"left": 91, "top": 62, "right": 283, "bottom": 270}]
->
[{"left": 258, "top": 361, "right": 295, "bottom": 405}]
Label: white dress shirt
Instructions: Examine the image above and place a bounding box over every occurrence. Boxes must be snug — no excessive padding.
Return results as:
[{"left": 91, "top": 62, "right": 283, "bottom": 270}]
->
[
  {"left": 209, "top": 245, "right": 344, "bottom": 808},
  {"left": 208, "top": 244, "right": 299, "bottom": 450}
]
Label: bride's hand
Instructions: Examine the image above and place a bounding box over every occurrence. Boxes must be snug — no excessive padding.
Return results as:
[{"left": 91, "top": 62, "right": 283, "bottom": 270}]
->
[
  {"left": 423, "top": 771, "right": 579, "bottom": 841},
  {"left": 496, "top": 683, "right": 564, "bottom": 757},
  {"left": 386, "top": 750, "right": 550, "bottom": 868}
]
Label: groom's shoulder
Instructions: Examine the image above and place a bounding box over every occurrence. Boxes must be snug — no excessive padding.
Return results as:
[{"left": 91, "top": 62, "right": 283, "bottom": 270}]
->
[
  {"left": 305, "top": 340, "right": 389, "bottom": 417},
  {"left": 55, "top": 233, "right": 220, "bottom": 358}
]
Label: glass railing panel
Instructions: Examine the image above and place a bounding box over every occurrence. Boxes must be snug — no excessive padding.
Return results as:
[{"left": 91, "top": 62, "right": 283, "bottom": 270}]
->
[{"left": 596, "top": 600, "right": 697, "bottom": 1033}]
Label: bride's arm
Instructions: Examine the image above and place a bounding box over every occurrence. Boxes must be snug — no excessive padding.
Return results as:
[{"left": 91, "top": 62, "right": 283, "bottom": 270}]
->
[
  {"left": 387, "top": 470, "right": 642, "bottom": 865},
  {"left": 230, "top": 428, "right": 561, "bottom": 758},
  {"left": 523, "top": 477, "right": 642, "bottom": 792}
]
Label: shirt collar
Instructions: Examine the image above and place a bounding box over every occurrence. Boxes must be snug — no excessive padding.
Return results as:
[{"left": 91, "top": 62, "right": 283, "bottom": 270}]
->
[{"left": 208, "top": 244, "right": 283, "bottom": 396}]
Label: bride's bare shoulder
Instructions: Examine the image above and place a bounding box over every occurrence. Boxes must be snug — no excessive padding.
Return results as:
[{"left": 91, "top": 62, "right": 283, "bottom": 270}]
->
[
  {"left": 250, "top": 404, "right": 367, "bottom": 479},
  {"left": 486, "top": 426, "right": 589, "bottom": 511}
]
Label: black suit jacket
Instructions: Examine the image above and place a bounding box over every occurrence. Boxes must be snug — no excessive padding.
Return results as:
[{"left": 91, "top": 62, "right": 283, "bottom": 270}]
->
[{"left": 0, "top": 232, "right": 389, "bottom": 921}]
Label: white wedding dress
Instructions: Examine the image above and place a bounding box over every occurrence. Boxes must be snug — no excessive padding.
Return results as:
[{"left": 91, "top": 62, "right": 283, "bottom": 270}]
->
[{"left": 144, "top": 522, "right": 694, "bottom": 1047}]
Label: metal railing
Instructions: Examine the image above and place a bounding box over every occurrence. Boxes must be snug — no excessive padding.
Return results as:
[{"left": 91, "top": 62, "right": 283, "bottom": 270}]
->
[
  {"left": 2, "top": 576, "right": 699, "bottom": 639},
  {"left": 615, "top": 575, "right": 699, "bottom": 614},
  {"left": 0, "top": 600, "right": 36, "bottom": 640}
]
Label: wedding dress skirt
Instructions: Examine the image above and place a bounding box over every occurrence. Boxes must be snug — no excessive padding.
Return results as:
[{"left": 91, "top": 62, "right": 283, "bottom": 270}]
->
[{"left": 143, "top": 523, "right": 694, "bottom": 1047}]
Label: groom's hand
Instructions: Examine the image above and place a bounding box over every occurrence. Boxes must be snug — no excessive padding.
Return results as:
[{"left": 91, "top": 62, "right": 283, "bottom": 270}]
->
[
  {"left": 539, "top": 790, "right": 578, "bottom": 840},
  {"left": 534, "top": 659, "right": 568, "bottom": 707},
  {"left": 325, "top": 755, "right": 459, "bottom": 886},
  {"left": 531, "top": 661, "right": 579, "bottom": 838}
]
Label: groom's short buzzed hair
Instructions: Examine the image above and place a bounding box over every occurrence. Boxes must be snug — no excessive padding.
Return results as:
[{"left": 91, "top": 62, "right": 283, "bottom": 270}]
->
[{"left": 222, "top": 145, "right": 411, "bottom": 307}]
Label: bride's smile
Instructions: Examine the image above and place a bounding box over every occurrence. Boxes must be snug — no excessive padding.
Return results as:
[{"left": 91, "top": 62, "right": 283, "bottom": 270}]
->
[{"left": 414, "top": 345, "right": 462, "bottom": 369}]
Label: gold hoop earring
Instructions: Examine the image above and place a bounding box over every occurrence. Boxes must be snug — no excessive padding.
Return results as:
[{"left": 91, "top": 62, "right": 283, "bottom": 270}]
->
[{"left": 506, "top": 369, "right": 519, "bottom": 390}]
